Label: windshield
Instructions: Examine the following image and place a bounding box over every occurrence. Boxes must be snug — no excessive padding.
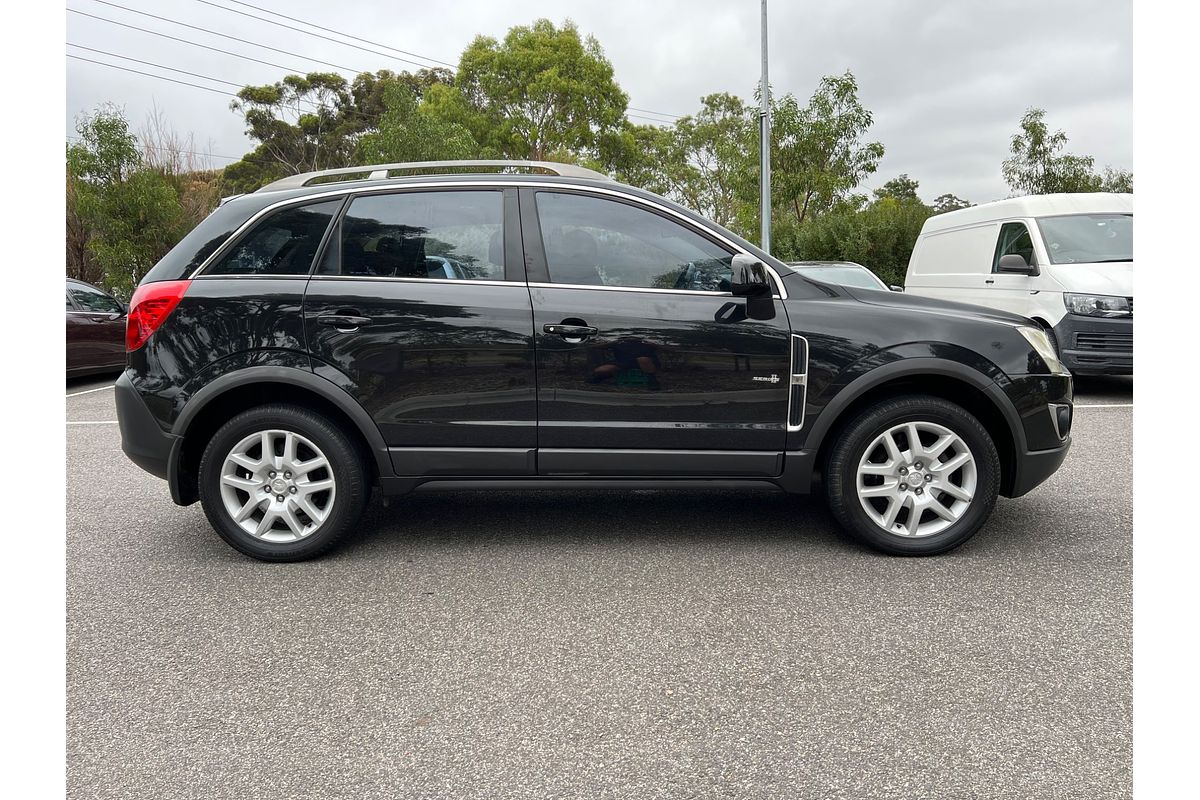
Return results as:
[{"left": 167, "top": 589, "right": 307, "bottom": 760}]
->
[
  {"left": 1036, "top": 213, "right": 1132, "bottom": 265},
  {"left": 799, "top": 265, "right": 886, "bottom": 290}
]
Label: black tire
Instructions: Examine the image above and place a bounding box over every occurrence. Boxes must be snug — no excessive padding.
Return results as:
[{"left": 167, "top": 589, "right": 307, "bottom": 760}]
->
[
  {"left": 198, "top": 404, "right": 368, "bottom": 562},
  {"left": 824, "top": 395, "right": 1001, "bottom": 556}
]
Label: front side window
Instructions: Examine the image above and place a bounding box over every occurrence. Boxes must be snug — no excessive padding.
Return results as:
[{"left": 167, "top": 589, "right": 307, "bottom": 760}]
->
[
  {"left": 66, "top": 292, "right": 75, "bottom": 310},
  {"left": 69, "top": 284, "right": 122, "bottom": 313},
  {"left": 208, "top": 200, "right": 341, "bottom": 276},
  {"left": 1036, "top": 214, "right": 1132, "bottom": 265},
  {"left": 327, "top": 191, "right": 504, "bottom": 281},
  {"left": 992, "top": 222, "right": 1037, "bottom": 272},
  {"left": 535, "top": 192, "right": 734, "bottom": 290}
]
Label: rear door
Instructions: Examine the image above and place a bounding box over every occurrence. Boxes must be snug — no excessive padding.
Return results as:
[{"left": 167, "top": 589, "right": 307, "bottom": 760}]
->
[
  {"left": 66, "top": 281, "right": 127, "bottom": 371},
  {"left": 303, "top": 187, "right": 537, "bottom": 478},
  {"left": 521, "top": 188, "right": 792, "bottom": 477}
]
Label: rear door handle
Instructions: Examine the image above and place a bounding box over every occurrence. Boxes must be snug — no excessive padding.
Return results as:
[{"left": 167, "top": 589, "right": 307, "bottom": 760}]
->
[
  {"left": 543, "top": 323, "right": 598, "bottom": 338},
  {"left": 317, "top": 313, "right": 372, "bottom": 331}
]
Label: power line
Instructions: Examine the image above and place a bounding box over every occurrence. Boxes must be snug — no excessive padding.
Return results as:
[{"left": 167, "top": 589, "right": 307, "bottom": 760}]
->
[
  {"left": 84, "top": 0, "right": 369, "bottom": 75},
  {"left": 68, "top": 43, "right": 243, "bottom": 88},
  {"left": 628, "top": 106, "right": 682, "bottom": 120},
  {"left": 221, "top": 0, "right": 456, "bottom": 68},
  {"left": 68, "top": 53, "right": 236, "bottom": 97},
  {"left": 190, "top": 0, "right": 448, "bottom": 72}
]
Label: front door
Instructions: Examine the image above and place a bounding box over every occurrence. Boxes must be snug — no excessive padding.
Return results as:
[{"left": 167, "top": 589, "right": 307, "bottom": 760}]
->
[
  {"left": 303, "top": 187, "right": 537, "bottom": 477},
  {"left": 521, "top": 189, "right": 792, "bottom": 477},
  {"left": 987, "top": 220, "right": 1041, "bottom": 315}
]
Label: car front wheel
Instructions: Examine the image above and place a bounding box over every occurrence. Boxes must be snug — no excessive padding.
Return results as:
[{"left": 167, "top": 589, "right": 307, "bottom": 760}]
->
[{"left": 825, "top": 395, "right": 1001, "bottom": 555}]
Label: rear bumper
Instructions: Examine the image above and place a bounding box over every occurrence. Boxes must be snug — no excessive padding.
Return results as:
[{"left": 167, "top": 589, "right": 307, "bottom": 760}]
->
[
  {"left": 1053, "top": 314, "right": 1132, "bottom": 376},
  {"left": 115, "top": 371, "right": 178, "bottom": 482}
]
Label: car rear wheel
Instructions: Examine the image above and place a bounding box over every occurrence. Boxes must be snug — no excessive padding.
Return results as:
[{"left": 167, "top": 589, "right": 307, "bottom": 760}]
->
[
  {"left": 198, "top": 404, "right": 368, "bottom": 561},
  {"left": 825, "top": 395, "right": 1001, "bottom": 555}
]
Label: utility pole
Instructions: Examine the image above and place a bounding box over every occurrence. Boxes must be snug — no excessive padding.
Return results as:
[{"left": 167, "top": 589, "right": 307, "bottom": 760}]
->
[{"left": 759, "top": 0, "right": 771, "bottom": 254}]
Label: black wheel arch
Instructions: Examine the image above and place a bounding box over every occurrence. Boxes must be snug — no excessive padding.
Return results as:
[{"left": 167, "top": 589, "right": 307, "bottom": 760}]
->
[
  {"left": 169, "top": 366, "right": 391, "bottom": 505},
  {"left": 803, "top": 358, "right": 1028, "bottom": 498}
]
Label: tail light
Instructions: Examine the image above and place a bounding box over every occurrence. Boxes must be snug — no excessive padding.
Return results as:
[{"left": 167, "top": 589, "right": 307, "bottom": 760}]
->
[{"left": 126, "top": 280, "right": 191, "bottom": 351}]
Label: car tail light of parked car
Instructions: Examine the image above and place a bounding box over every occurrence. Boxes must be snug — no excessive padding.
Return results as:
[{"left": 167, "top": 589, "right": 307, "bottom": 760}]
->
[{"left": 126, "top": 280, "right": 191, "bottom": 351}]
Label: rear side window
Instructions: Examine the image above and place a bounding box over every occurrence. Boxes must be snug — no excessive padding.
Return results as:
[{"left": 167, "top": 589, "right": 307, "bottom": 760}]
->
[
  {"left": 535, "top": 191, "right": 733, "bottom": 290},
  {"left": 993, "top": 222, "right": 1037, "bottom": 272},
  {"left": 69, "top": 284, "right": 122, "bottom": 313},
  {"left": 323, "top": 191, "right": 504, "bottom": 281},
  {"left": 207, "top": 201, "right": 341, "bottom": 276}
]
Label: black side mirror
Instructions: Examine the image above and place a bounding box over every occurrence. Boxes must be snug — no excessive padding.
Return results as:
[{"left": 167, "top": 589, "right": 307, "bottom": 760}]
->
[
  {"left": 996, "top": 253, "right": 1037, "bottom": 275},
  {"left": 730, "top": 254, "right": 771, "bottom": 297},
  {"left": 889, "top": 285, "right": 904, "bottom": 292}
]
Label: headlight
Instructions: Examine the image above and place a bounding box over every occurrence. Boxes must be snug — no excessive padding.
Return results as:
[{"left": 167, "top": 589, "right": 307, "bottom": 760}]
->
[
  {"left": 1064, "top": 293, "right": 1131, "bottom": 317},
  {"left": 1017, "top": 326, "right": 1066, "bottom": 374}
]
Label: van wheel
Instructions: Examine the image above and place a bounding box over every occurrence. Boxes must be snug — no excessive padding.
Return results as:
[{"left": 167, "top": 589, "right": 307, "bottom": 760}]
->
[
  {"left": 824, "top": 395, "right": 1000, "bottom": 555},
  {"left": 198, "top": 404, "right": 368, "bottom": 562}
]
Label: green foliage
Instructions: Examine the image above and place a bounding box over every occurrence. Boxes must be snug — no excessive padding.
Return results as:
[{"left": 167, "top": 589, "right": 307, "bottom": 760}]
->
[
  {"left": 770, "top": 72, "right": 886, "bottom": 229},
  {"left": 874, "top": 174, "right": 920, "bottom": 202},
  {"left": 423, "top": 19, "right": 628, "bottom": 160},
  {"left": 1002, "top": 108, "right": 1133, "bottom": 195},
  {"left": 356, "top": 84, "right": 479, "bottom": 164},
  {"left": 932, "top": 193, "right": 972, "bottom": 214},
  {"left": 66, "top": 107, "right": 190, "bottom": 297},
  {"left": 787, "top": 195, "right": 934, "bottom": 286}
]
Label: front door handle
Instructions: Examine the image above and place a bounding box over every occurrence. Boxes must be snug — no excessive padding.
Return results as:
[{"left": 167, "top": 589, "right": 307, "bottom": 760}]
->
[
  {"left": 317, "top": 313, "right": 372, "bottom": 332},
  {"left": 985, "top": 278, "right": 996, "bottom": 285},
  {"left": 543, "top": 323, "right": 598, "bottom": 338}
]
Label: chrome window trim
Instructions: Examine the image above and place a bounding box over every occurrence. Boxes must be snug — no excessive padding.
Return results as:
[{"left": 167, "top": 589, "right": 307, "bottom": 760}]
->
[
  {"left": 307, "top": 275, "right": 520, "bottom": 288},
  {"left": 187, "top": 180, "right": 788, "bottom": 298}
]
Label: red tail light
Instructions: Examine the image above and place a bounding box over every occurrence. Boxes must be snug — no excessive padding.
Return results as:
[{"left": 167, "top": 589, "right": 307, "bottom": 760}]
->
[{"left": 126, "top": 280, "right": 191, "bottom": 351}]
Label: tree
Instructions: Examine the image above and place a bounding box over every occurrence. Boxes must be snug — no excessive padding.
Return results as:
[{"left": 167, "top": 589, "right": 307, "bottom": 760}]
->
[
  {"left": 791, "top": 194, "right": 933, "bottom": 286},
  {"left": 770, "top": 72, "right": 886, "bottom": 230},
  {"left": 424, "top": 19, "right": 628, "bottom": 161},
  {"left": 874, "top": 174, "right": 920, "bottom": 202},
  {"left": 932, "top": 193, "right": 972, "bottom": 214},
  {"left": 224, "top": 69, "right": 454, "bottom": 192},
  {"left": 356, "top": 84, "right": 479, "bottom": 164},
  {"left": 1002, "top": 108, "right": 1133, "bottom": 195},
  {"left": 67, "top": 106, "right": 190, "bottom": 296}
]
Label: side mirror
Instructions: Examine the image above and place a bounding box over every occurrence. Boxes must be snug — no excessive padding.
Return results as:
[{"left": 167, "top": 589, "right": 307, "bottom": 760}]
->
[
  {"left": 996, "top": 253, "right": 1037, "bottom": 275},
  {"left": 889, "top": 285, "right": 904, "bottom": 292},
  {"left": 730, "top": 254, "right": 770, "bottom": 297}
]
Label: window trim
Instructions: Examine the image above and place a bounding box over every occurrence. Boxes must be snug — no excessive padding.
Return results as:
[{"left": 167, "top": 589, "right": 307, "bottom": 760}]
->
[
  {"left": 187, "top": 179, "right": 786, "bottom": 298},
  {"left": 192, "top": 196, "right": 347, "bottom": 280},
  {"left": 67, "top": 282, "right": 122, "bottom": 314},
  {"left": 312, "top": 186, "right": 514, "bottom": 284}
]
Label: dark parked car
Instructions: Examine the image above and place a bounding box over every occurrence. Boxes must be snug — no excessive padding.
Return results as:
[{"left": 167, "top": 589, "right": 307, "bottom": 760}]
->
[
  {"left": 66, "top": 278, "right": 126, "bottom": 378},
  {"left": 787, "top": 260, "right": 901, "bottom": 292},
  {"left": 115, "top": 160, "right": 1072, "bottom": 561}
]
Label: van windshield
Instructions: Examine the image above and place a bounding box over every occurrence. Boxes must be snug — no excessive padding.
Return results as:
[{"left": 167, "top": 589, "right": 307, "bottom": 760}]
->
[{"left": 1036, "top": 213, "right": 1132, "bottom": 265}]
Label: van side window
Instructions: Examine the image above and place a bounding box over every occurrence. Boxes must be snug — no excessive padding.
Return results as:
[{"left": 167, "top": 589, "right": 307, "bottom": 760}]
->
[{"left": 992, "top": 222, "right": 1036, "bottom": 272}]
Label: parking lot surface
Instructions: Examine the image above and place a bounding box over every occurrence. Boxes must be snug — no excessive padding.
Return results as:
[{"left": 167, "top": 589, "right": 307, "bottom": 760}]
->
[{"left": 66, "top": 375, "right": 1131, "bottom": 799}]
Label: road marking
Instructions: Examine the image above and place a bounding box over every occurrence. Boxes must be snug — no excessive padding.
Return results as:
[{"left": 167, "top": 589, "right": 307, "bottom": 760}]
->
[
  {"left": 66, "top": 421, "right": 119, "bottom": 425},
  {"left": 1075, "top": 403, "right": 1133, "bottom": 408},
  {"left": 66, "top": 385, "right": 115, "bottom": 397}
]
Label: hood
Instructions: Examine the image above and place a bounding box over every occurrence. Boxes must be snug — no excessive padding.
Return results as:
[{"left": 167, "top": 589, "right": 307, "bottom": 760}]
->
[
  {"left": 839, "top": 285, "right": 1032, "bottom": 327},
  {"left": 1043, "top": 261, "right": 1133, "bottom": 295}
]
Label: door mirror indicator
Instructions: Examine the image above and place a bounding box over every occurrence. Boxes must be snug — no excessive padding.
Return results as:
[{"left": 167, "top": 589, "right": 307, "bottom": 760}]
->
[{"left": 996, "top": 253, "right": 1037, "bottom": 275}]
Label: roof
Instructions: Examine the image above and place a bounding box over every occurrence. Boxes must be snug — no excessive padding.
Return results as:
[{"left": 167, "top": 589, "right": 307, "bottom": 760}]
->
[
  {"left": 922, "top": 192, "right": 1133, "bottom": 233},
  {"left": 256, "top": 160, "right": 610, "bottom": 193}
]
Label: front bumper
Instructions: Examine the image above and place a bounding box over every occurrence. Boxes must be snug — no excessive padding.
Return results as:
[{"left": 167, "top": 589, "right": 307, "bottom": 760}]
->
[
  {"left": 1053, "top": 313, "right": 1132, "bottom": 376},
  {"left": 998, "top": 373, "right": 1073, "bottom": 497},
  {"left": 115, "top": 371, "right": 178, "bottom": 481}
]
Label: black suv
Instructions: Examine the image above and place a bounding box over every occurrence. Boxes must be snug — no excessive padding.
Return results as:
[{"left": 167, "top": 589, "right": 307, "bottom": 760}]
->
[{"left": 115, "top": 160, "right": 1072, "bottom": 561}]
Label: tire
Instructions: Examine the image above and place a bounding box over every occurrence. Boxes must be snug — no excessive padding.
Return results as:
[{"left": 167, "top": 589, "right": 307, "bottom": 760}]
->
[
  {"left": 824, "top": 395, "right": 1001, "bottom": 556},
  {"left": 198, "top": 404, "right": 368, "bottom": 562}
]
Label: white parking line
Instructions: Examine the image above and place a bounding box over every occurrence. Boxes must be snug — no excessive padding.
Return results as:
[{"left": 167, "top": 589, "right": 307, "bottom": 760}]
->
[
  {"left": 1075, "top": 403, "right": 1133, "bottom": 408},
  {"left": 66, "top": 385, "right": 115, "bottom": 397},
  {"left": 66, "top": 421, "right": 119, "bottom": 425}
]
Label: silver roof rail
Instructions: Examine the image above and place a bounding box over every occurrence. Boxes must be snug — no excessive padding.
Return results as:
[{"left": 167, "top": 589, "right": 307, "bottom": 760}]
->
[{"left": 255, "top": 160, "right": 610, "bottom": 192}]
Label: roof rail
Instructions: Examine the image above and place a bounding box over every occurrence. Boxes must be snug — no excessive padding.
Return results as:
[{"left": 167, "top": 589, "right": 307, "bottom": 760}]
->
[{"left": 255, "top": 160, "right": 610, "bottom": 192}]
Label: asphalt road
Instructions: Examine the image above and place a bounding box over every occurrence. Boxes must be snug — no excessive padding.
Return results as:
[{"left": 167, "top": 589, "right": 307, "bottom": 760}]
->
[{"left": 66, "top": 374, "right": 1132, "bottom": 799}]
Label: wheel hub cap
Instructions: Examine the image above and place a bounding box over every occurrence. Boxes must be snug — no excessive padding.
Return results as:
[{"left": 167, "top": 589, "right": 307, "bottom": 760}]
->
[{"left": 218, "top": 429, "right": 337, "bottom": 543}]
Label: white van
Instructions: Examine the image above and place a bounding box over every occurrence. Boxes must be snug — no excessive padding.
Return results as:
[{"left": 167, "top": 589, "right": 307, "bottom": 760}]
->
[{"left": 904, "top": 193, "right": 1132, "bottom": 375}]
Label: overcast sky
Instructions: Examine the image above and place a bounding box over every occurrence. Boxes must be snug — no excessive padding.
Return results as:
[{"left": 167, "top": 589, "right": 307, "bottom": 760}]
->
[{"left": 65, "top": 0, "right": 1132, "bottom": 203}]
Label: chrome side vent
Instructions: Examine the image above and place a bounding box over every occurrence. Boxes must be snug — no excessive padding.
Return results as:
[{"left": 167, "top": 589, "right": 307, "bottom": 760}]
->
[{"left": 787, "top": 335, "right": 810, "bottom": 432}]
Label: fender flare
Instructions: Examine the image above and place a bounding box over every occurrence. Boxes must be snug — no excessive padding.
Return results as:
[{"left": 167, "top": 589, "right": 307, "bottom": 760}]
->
[
  {"left": 800, "top": 357, "right": 1028, "bottom": 459},
  {"left": 172, "top": 365, "right": 393, "bottom": 478}
]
